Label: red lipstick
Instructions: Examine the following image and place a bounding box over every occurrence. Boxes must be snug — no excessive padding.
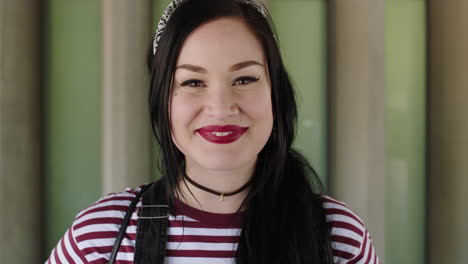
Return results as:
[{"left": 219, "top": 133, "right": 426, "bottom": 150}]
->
[{"left": 197, "top": 125, "right": 248, "bottom": 144}]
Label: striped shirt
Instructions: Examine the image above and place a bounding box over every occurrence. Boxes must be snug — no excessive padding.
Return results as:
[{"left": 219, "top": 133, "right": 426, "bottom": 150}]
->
[{"left": 45, "top": 188, "right": 380, "bottom": 264}]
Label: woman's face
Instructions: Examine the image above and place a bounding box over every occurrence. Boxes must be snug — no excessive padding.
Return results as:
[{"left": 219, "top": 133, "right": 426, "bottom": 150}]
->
[{"left": 170, "top": 16, "right": 273, "bottom": 173}]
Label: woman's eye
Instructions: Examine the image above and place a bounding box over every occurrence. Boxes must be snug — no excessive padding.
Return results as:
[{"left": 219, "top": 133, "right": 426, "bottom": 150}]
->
[
  {"left": 234, "top": 76, "right": 260, "bottom": 86},
  {"left": 180, "top": 79, "right": 204, "bottom": 87}
]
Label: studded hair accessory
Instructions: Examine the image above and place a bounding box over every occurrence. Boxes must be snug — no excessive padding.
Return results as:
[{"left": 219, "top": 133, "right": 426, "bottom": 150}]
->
[{"left": 152, "top": 0, "right": 270, "bottom": 55}]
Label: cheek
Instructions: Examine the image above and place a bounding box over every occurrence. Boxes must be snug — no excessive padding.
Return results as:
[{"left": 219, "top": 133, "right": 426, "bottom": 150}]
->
[
  {"left": 242, "top": 90, "right": 273, "bottom": 123},
  {"left": 169, "top": 96, "right": 187, "bottom": 146},
  {"left": 170, "top": 95, "right": 199, "bottom": 142}
]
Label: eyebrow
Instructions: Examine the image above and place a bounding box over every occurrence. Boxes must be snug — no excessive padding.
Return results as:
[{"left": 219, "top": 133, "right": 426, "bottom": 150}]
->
[{"left": 175, "top": 60, "right": 265, "bottom": 73}]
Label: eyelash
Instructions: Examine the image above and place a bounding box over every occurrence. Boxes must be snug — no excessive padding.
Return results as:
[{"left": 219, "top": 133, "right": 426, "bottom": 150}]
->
[{"left": 179, "top": 76, "right": 260, "bottom": 87}]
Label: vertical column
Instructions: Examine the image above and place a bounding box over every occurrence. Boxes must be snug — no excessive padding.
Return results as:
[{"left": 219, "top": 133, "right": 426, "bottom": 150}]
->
[
  {"left": 328, "top": 0, "right": 386, "bottom": 259},
  {"left": 429, "top": 1, "right": 468, "bottom": 263},
  {"left": 0, "top": 0, "right": 41, "bottom": 262},
  {"left": 269, "top": 0, "right": 328, "bottom": 184},
  {"left": 101, "top": 0, "right": 153, "bottom": 194},
  {"left": 385, "top": 1, "right": 427, "bottom": 263},
  {"left": 45, "top": 0, "right": 102, "bottom": 252}
]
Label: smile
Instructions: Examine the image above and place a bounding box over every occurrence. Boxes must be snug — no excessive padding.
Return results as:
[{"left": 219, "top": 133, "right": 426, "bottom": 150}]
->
[{"left": 196, "top": 125, "right": 248, "bottom": 144}]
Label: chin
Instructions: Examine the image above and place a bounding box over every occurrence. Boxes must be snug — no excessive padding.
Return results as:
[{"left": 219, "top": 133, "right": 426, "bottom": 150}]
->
[{"left": 195, "top": 154, "right": 255, "bottom": 172}]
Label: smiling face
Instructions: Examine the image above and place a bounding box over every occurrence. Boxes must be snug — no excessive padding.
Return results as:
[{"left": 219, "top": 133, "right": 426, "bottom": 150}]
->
[{"left": 170, "top": 16, "right": 274, "bottom": 174}]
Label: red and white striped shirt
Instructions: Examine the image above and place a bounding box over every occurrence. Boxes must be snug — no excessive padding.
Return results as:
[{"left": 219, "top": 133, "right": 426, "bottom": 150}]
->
[{"left": 45, "top": 188, "right": 380, "bottom": 264}]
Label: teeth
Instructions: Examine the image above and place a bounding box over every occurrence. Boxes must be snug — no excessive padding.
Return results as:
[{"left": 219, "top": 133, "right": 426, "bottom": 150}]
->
[{"left": 211, "top": 131, "right": 234, "bottom": 137}]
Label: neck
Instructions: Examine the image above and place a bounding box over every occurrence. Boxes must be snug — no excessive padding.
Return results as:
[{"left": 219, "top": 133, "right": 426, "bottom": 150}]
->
[{"left": 176, "top": 161, "right": 254, "bottom": 214}]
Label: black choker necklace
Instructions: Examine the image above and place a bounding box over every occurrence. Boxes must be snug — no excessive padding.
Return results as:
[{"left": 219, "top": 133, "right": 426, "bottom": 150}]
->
[{"left": 183, "top": 174, "right": 251, "bottom": 202}]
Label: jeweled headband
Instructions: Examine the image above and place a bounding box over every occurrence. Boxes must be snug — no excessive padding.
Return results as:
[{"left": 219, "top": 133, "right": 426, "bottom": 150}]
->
[{"left": 153, "top": 0, "right": 270, "bottom": 55}]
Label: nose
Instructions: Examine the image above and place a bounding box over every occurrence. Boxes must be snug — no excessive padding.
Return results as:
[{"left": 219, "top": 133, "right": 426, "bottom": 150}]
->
[{"left": 205, "top": 85, "right": 239, "bottom": 118}]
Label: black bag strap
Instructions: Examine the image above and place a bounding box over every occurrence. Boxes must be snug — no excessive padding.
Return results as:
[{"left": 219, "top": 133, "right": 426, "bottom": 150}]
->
[
  {"left": 134, "top": 180, "right": 169, "bottom": 264},
  {"left": 108, "top": 183, "right": 153, "bottom": 264},
  {"left": 107, "top": 180, "right": 169, "bottom": 264}
]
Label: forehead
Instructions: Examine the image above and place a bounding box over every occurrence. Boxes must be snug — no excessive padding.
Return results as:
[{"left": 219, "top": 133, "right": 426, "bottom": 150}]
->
[{"left": 176, "top": 17, "right": 266, "bottom": 69}]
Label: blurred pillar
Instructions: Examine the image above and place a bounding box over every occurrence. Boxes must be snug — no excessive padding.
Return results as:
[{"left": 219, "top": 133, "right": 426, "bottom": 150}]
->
[
  {"left": 385, "top": 1, "right": 427, "bottom": 263},
  {"left": 45, "top": 0, "right": 102, "bottom": 253},
  {"left": 328, "top": 0, "right": 386, "bottom": 260},
  {"left": 0, "top": 0, "right": 42, "bottom": 262},
  {"left": 428, "top": 1, "right": 468, "bottom": 263},
  {"left": 102, "top": 0, "right": 153, "bottom": 194},
  {"left": 270, "top": 0, "right": 328, "bottom": 184}
]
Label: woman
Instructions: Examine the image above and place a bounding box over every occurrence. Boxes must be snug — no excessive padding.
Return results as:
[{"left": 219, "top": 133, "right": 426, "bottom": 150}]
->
[{"left": 46, "top": 0, "right": 379, "bottom": 263}]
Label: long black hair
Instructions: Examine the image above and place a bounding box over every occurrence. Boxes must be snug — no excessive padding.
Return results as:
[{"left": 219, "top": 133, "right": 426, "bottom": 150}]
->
[{"left": 148, "top": 0, "right": 334, "bottom": 263}]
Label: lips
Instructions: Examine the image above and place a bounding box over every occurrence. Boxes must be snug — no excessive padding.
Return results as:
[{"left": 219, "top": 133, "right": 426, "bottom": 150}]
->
[{"left": 196, "top": 125, "right": 248, "bottom": 144}]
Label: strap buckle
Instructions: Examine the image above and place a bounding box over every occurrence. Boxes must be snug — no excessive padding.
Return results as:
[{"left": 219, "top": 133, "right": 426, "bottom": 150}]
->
[{"left": 137, "top": 205, "right": 169, "bottom": 219}]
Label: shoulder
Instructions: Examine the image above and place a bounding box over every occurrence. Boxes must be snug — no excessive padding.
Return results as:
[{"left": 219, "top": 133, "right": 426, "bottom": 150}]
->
[
  {"left": 322, "top": 195, "right": 380, "bottom": 264},
  {"left": 75, "top": 187, "right": 139, "bottom": 221},
  {"left": 70, "top": 187, "right": 141, "bottom": 263}
]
